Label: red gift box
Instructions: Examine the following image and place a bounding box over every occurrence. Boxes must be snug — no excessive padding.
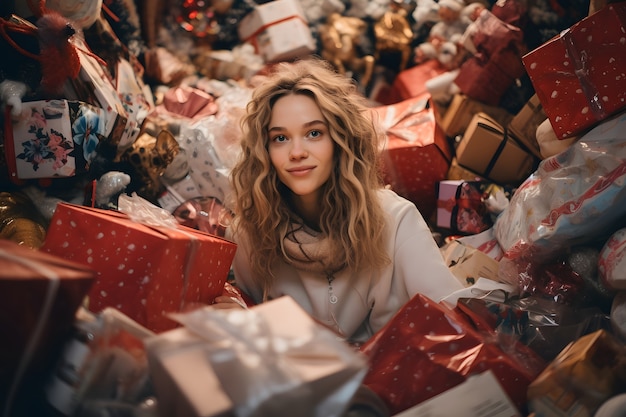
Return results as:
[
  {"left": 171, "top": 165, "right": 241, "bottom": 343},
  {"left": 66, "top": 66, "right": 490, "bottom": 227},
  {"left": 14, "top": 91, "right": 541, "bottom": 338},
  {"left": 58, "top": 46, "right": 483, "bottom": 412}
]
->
[
  {"left": 0, "top": 239, "right": 94, "bottom": 412},
  {"left": 454, "top": 9, "right": 526, "bottom": 106},
  {"left": 360, "top": 293, "right": 546, "bottom": 415},
  {"left": 522, "top": 3, "right": 626, "bottom": 139},
  {"left": 454, "top": 49, "right": 526, "bottom": 106},
  {"left": 374, "top": 94, "right": 453, "bottom": 219},
  {"left": 41, "top": 203, "right": 237, "bottom": 333},
  {"left": 377, "top": 60, "right": 448, "bottom": 105}
]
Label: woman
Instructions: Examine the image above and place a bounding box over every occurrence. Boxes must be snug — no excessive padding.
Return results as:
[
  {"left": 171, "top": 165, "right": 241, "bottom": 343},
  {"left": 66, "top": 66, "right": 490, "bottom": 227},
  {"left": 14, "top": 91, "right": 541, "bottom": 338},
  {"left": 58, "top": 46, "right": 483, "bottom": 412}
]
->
[{"left": 216, "top": 58, "right": 463, "bottom": 344}]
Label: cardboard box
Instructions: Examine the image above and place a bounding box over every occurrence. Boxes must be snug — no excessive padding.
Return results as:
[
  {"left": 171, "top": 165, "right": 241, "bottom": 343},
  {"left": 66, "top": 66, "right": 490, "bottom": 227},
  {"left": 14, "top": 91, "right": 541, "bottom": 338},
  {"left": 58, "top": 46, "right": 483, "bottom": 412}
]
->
[
  {"left": 522, "top": 3, "right": 626, "bottom": 139},
  {"left": 437, "top": 93, "right": 513, "bottom": 139},
  {"left": 0, "top": 239, "right": 94, "bottom": 408},
  {"left": 446, "top": 157, "right": 483, "bottom": 181},
  {"left": 374, "top": 95, "right": 453, "bottom": 219},
  {"left": 455, "top": 112, "right": 536, "bottom": 185},
  {"left": 507, "top": 94, "right": 546, "bottom": 159},
  {"left": 41, "top": 203, "right": 237, "bottom": 333},
  {"left": 440, "top": 239, "right": 500, "bottom": 287},
  {"left": 238, "top": 0, "right": 316, "bottom": 63},
  {"left": 528, "top": 329, "right": 626, "bottom": 417},
  {"left": 146, "top": 296, "right": 368, "bottom": 417}
]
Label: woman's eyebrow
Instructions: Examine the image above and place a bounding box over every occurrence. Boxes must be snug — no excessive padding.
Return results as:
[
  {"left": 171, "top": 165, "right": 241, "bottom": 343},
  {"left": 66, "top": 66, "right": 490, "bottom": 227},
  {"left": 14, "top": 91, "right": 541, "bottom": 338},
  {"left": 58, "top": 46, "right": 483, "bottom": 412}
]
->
[{"left": 268, "top": 120, "right": 326, "bottom": 132}]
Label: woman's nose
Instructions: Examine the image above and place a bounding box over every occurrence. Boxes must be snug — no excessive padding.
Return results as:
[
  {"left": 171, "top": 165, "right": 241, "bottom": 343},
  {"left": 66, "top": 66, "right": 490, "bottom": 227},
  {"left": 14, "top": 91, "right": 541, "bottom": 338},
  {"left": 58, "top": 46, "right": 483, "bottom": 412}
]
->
[{"left": 289, "top": 139, "right": 308, "bottom": 160}]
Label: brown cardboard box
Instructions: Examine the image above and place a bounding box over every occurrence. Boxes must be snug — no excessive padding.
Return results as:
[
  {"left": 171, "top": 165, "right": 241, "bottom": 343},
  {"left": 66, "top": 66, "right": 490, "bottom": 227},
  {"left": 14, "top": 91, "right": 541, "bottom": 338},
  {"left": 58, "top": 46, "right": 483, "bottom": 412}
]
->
[
  {"left": 440, "top": 239, "right": 500, "bottom": 287},
  {"left": 437, "top": 94, "right": 513, "bottom": 139},
  {"left": 507, "top": 94, "right": 546, "bottom": 159},
  {"left": 455, "top": 112, "right": 535, "bottom": 185},
  {"left": 446, "top": 157, "right": 483, "bottom": 181},
  {"left": 528, "top": 329, "right": 626, "bottom": 417}
]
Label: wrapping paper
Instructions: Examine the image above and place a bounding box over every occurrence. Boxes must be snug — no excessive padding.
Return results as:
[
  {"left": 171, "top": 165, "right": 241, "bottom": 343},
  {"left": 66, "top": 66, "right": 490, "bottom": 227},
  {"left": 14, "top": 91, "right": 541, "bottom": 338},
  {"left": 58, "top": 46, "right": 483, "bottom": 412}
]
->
[
  {"left": 381, "top": 60, "right": 447, "bottom": 105},
  {"left": 454, "top": 10, "right": 527, "bottom": 106},
  {"left": 494, "top": 111, "right": 626, "bottom": 263},
  {"left": 237, "top": 0, "right": 316, "bottom": 63},
  {"left": 146, "top": 296, "right": 367, "bottom": 417},
  {"left": 374, "top": 94, "right": 453, "bottom": 219},
  {"left": 522, "top": 3, "right": 626, "bottom": 139},
  {"left": 155, "top": 85, "right": 219, "bottom": 121},
  {"left": 598, "top": 227, "right": 626, "bottom": 290},
  {"left": 0, "top": 240, "right": 94, "bottom": 414},
  {"left": 45, "top": 308, "right": 154, "bottom": 416},
  {"left": 436, "top": 180, "right": 494, "bottom": 235},
  {"left": 62, "top": 37, "right": 137, "bottom": 151},
  {"left": 4, "top": 100, "right": 107, "bottom": 181},
  {"left": 360, "top": 293, "right": 546, "bottom": 415},
  {"left": 41, "top": 201, "right": 237, "bottom": 333},
  {"left": 456, "top": 296, "right": 611, "bottom": 362},
  {"left": 456, "top": 227, "right": 504, "bottom": 261},
  {"left": 528, "top": 329, "right": 626, "bottom": 417}
]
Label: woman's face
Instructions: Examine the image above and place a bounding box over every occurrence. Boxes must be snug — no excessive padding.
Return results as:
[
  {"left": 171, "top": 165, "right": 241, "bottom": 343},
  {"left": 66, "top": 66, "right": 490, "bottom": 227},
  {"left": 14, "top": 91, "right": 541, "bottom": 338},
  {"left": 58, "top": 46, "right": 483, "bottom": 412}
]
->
[{"left": 268, "top": 94, "right": 334, "bottom": 209}]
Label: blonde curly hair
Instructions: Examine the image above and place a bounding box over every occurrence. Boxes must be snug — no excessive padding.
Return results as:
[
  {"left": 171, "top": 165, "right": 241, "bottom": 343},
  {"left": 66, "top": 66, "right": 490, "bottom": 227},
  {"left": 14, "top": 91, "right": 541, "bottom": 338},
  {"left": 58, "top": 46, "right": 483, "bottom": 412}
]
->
[{"left": 230, "top": 58, "right": 390, "bottom": 292}]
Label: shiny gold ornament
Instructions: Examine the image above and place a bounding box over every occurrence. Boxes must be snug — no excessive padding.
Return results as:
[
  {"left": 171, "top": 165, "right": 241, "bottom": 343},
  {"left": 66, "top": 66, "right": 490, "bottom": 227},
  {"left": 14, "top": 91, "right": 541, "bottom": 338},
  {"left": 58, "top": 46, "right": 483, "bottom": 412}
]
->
[
  {"left": 320, "top": 13, "right": 376, "bottom": 89},
  {"left": 0, "top": 191, "right": 47, "bottom": 249},
  {"left": 374, "top": 1, "right": 414, "bottom": 71}
]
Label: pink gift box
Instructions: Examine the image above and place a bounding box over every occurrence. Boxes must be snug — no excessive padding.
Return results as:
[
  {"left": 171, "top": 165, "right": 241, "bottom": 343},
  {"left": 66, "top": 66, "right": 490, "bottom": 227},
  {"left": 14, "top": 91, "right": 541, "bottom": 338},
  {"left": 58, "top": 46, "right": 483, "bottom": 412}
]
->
[{"left": 522, "top": 3, "right": 626, "bottom": 139}]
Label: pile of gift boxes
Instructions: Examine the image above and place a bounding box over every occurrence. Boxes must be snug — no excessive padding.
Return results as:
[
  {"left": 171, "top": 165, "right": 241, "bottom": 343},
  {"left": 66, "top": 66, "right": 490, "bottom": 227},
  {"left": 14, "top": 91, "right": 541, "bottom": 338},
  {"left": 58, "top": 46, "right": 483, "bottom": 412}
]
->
[{"left": 2, "top": 0, "right": 626, "bottom": 416}]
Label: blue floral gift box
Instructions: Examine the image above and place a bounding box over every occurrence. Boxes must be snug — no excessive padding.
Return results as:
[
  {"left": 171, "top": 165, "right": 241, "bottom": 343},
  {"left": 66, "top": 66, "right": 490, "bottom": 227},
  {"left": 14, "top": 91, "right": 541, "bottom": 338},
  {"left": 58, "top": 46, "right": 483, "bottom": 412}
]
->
[{"left": 5, "top": 99, "right": 107, "bottom": 182}]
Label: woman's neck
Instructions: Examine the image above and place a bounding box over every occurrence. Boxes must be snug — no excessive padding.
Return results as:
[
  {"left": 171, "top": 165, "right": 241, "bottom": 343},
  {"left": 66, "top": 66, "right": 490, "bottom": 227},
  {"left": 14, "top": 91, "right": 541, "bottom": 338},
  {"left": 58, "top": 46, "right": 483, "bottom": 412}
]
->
[{"left": 290, "top": 194, "right": 322, "bottom": 230}]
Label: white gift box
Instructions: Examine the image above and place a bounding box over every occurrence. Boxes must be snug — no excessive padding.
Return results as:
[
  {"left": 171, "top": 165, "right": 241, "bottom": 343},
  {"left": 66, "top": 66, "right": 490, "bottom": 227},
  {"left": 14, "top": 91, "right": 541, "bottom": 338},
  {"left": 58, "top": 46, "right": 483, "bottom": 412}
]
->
[
  {"left": 145, "top": 296, "right": 367, "bottom": 417},
  {"left": 237, "top": 0, "right": 317, "bottom": 63}
]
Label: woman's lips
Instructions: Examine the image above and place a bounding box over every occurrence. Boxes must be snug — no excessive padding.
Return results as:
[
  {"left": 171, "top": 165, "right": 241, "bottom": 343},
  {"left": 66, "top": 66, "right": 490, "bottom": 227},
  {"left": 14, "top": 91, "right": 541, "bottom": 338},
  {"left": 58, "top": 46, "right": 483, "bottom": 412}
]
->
[{"left": 287, "top": 166, "right": 315, "bottom": 176}]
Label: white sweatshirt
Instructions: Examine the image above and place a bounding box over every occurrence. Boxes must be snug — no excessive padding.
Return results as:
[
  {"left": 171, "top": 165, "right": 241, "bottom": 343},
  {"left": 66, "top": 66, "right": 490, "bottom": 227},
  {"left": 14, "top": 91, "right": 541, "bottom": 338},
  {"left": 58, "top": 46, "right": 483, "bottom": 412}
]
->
[{"left": 231, "top": 189, "right": 464, "bottom": 343}]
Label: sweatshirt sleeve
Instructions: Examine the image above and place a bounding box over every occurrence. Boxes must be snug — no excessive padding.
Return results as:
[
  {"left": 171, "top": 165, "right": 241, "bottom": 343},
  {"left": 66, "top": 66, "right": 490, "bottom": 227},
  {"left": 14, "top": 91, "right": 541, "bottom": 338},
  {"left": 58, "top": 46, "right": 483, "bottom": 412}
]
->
[
  {"left": 367, "top": 191, "right": 464, "bottom": 336},
  {"left": 226, "top": 227, "right": 264, "bottom": 303},
  {"left": 393, "top": 199, "right": 464, "bottom": 302}
]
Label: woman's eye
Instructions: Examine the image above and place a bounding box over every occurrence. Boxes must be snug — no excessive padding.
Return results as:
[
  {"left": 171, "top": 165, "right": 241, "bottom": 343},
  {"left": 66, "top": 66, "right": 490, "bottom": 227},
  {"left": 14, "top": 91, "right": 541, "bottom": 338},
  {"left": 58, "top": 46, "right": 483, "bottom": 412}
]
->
[
  {"left": 309, "top": 130, "right": 322, "bottom": 139},
  {"left": 273, "top": 135, "right": 287, "bottom": 143}
]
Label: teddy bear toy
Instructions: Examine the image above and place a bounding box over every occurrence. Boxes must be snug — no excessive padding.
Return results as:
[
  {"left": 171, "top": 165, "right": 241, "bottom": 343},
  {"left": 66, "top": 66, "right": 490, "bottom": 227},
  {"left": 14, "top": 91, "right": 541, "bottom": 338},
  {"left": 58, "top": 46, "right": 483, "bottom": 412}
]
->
[{"left": 413, "top": 0, "right": 469, "bottom": 69}]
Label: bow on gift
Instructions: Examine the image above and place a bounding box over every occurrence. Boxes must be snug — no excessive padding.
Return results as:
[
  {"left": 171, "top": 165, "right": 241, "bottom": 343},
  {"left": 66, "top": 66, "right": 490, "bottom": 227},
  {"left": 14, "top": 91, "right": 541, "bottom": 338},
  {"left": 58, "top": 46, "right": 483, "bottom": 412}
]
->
[{"left": 0, "top": 0, "right": 103, "bottom": 96}]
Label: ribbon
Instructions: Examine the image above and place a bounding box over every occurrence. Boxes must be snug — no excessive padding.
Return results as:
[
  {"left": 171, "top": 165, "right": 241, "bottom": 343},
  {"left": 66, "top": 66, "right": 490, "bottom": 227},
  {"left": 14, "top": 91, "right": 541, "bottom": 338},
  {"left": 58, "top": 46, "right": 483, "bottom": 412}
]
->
[
  {"left": 117, "top": 193, "right": 201, "bottom": 312},
  {"left": 437, "top": 195, "right": 483, "bottom": 213},
  {"left": 472, "top": 119, "right": 512, "bottom": 179},
  {"left": 243, "top": 14, "right": 309, "bottom": 50},
  {"left": 560, "top": 28, "right": 607, "bottom": 121}
]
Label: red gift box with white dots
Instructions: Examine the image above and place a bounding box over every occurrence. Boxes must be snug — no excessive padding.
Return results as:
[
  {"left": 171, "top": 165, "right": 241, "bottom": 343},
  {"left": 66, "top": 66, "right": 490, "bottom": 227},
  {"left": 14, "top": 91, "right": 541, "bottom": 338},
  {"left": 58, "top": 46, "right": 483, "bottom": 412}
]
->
[
  {"left": 360, "top": 293, "right": 546, "bottom": 415},
  {"left": 522, "top": 3, "right": 626, "bottom": 139},
  {"left": 41, "top": 203, "right": 237, "bottom": 333},
  {"left": 374, "top": 94, "right": 453, "bottom": 220}
]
